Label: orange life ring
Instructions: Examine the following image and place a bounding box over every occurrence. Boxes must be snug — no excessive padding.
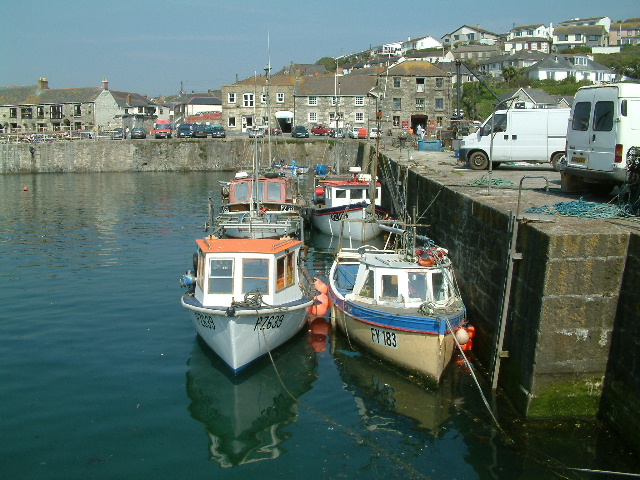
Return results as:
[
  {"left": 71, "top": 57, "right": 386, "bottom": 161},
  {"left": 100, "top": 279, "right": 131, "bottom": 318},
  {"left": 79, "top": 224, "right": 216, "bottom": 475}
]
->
[{"left": 418, "top": 255, "right": 436, "bottom": 267}]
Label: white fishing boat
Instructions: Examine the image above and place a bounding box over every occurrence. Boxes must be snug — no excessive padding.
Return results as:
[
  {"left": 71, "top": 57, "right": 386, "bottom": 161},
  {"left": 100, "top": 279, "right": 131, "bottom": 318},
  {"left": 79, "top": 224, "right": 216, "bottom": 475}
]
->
[
  {"left": 310, "top": 166, "right": 388, "bottom": 241},
  {"left": 181, "top": 235, "right": 313, "bottom": 373},
  {"left": 328, "top": 236, "right": 471, "bottom": 383},
  {"left": 215, "top": 171, "right": 305, "bottom": 239}
]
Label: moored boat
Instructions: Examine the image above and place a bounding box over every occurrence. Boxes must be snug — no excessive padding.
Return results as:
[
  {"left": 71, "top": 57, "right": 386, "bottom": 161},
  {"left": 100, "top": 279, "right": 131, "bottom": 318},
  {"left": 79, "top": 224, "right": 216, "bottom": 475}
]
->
[
  {"left": 310, "top": 166, "right": 388, "bottom": 241},
  {"left": 181, "top": 235, "right": 313, "bottom": 373},
  {"left": 215, "top": 171, "right": 305, "bottom": 239},
  {"left": 328, "top": 240, "right": 470, "bottom": 383}
]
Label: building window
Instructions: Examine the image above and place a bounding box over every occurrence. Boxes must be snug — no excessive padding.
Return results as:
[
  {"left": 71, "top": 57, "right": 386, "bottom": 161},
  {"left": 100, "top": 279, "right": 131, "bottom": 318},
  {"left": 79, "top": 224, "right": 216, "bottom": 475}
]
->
[
  {"left": 393, "top": 77, "right": 401, "bottom": 87},
  {"left": 74, "top": 104, "right": 81, "bottom": 116},
  {"left": 261, "top": 93, "right": 267, "bottom": 103},
  {"left": 331, "top": 96, "right": 337, "bottom": 106},
  {"left": 559, "top": 35, "right": 568, "bottom": 41},
  {"left": 276, "top": 92, "right": 284, "bottom": 103},
  {"left": 435, "top": 98, "right": 444, "bottom": 111},
  {"left": 309, "top": 112, "right": 317, "bottom": 122},
  {"left": 588, "top": 35, "right": 599, "bottom": 41},
  {"left": 50, "top": 106, "right": 62, "bottom": 119},
  {"left": 355, "top": 112, "right": 364, "bottom": 122},
  {"left": 9, "top": 108, "right": 17, "bottom": 118},
  {"left": 354, "top": 96, "right": 364, "bottom": 106},
  {"left": 435, "top": 77, "right": 443, "bottom": 88},
  {"left": 308, "top": 96, "right": 317, "bottom": 106},
  {"left": 393, "top": 98, "right": 402, "bottom": 110},
  {"left": 392, "top": 116, "right": 400, "bottom": 127},
  {"left": 21, "top": 107, "right": 33, "bottom": 119},
  {"left": 416, "top": 78, "right": 425, "bottom": 92},
  {"left": 575, "top": 34, "right": 582, "bottom": 41},
  {"left": 37, "top": 106, "right": 44, "bottom": 118},
  {"left": 416, "top": 98, "right": 425, "bottom": 110},
  {"left": 228, "top": 116, "right": 236, "bottom": 128},
  {"left": 228, "top": 93, "right": 236, "bottom": 103},
  {"left": 243, "top": 93, "right": 254, "bottom": 107},
  {"left": 329, "top": 112, "right": 335, "bottom": 122}
]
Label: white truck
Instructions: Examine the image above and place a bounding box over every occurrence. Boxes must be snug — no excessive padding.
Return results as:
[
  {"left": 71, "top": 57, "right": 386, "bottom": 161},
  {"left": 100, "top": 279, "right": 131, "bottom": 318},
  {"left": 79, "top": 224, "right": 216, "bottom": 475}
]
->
[
  {"left": 562, "top": 83, "right": 640, "bottom": 195},
  {"left": 459, "top": 108, "right": 570, "bottom": 171}
]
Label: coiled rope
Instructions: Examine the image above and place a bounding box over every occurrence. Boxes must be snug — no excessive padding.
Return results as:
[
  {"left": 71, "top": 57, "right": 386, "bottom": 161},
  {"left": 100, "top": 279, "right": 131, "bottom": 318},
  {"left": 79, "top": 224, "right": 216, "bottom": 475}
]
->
[
  {"left": 526, "top": 197, "right": 639, "bottom": 220},
  {"left": 467, "top": 175, "right": 514, "bottom": 188}
]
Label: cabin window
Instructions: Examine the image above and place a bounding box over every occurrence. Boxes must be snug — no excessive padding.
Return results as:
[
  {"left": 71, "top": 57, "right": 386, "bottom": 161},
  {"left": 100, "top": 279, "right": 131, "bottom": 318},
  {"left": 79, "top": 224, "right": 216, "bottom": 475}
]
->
[
  {"left": 336, "top": 189, "right": 347, "bottom": 198},
  {"left": 276, "top": 252, "right": 295, "bottom": 290},
  {"left": 208, "top": 259, "right": 234, "bottom": 294},
  {"left": 431, "top": 271, "right": 448, "bottom": 302},
  {"left": 243, "top": 258, "right": 269, "bottom": 294},
  {"left": 266, "top": 181, "right": 281, "bottom": 201},
  {"left": 359, "top": 271, "right": 374, "bottom": 298},
  {"left": 593, "top": 101, "right": 614, "bottom": 131},
  {"left": 350, "top": 189, "right": 364, "bottom": 199},
  {"left": 381, "top": 275, "right": 399, "bottom": 299},
  {"left": 408, "top": 273, "right": 427, "bottom": 301},
  {"left": 335, "top": 263, "right": 358, "bottom": 290},
  {"left": 234, "top": 182, "right": 250, "bottom": 201},
  {"left": 572, "top": 102, "right": 591, "bottom": 131}
]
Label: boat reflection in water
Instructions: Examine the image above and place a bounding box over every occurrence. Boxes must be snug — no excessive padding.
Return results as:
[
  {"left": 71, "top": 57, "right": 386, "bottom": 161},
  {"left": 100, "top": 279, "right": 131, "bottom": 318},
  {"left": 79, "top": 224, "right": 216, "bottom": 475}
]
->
[
  {"left": 186, "top": 333, "right": 318, "bottom": 467},
  {"left": 331, "top": 334, "right": 463, "bottom": 433}
]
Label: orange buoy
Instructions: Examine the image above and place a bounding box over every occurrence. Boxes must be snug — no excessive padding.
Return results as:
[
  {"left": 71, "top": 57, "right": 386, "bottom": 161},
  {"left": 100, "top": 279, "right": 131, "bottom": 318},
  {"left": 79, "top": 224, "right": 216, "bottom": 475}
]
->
[
  {"left": 461, "top": 339, "right": 473, "bottom": 351},
  {"left": 313, "top": 277, "right": 329, "bottom": 295},
  {"left": 418, "top": 255, "right": 436, "bottom": 267},
  {"left": 466, "top": 325, "right": 476, "bottom": 339},
  {"left": 308, "top": 293, "right": 329, "bottom": 317}
]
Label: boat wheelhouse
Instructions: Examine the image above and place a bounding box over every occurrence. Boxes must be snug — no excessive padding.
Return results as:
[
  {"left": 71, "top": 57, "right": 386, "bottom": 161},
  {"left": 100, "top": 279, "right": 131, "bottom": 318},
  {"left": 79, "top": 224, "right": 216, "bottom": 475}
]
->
[{"left": 181, "top": 236, "right": 313, "bottom": 373}]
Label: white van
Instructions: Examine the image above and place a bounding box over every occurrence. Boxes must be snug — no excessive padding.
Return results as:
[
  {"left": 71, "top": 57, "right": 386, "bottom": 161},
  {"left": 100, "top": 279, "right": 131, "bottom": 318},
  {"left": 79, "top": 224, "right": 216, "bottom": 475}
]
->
[
  {"left": 459, "top": 108, "right": 570, "bottom": 171},
  {"left": 562, "top": 83, "right": 640, "bottom": 195}
]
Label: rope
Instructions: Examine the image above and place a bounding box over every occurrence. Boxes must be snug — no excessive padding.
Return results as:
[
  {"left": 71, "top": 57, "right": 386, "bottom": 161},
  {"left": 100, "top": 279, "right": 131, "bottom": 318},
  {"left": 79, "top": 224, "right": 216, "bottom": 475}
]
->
[
  {"left": 230, "top": 291, "right": 285, "bottom": 311},
  {"left": 467, "top": 175, "right": 514, "bottom": 187},
  {"left": 526, "top": 197, "right": 639, "bottom": 220}
]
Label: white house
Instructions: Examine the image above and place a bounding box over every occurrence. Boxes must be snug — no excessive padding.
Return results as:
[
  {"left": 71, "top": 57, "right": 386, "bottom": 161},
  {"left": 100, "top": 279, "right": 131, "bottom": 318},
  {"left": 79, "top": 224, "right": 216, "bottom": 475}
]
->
[
  {"left": 441, "top": 25, "right": 500, "bottom": 47},
  {"left": 504, "top": 23, "right": 552, "bottom": 53},
  {"left": 524, "top": 53, "right": 618, "bottom": 84},
  {"left": 401, "top": 36, "right": 443, "bottom": 53}
]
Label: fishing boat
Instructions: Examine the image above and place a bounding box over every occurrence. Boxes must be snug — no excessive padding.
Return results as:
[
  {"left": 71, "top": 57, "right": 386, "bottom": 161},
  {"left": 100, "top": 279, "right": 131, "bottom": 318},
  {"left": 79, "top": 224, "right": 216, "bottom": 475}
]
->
[
  {"left": 214, "top": 171, "right": 305, "bottom": 239},
  {"left": 327, "top": 235, "right": 470, "bottom": 383},
  {"left": 270, "top": 160, "right": 309, "bottom": 176},
  {"left": 310, "top": 166, "right": 388, "bottom": 241},
  {"left": 180, "top": 235, "right": 314, "bottom": 373}
]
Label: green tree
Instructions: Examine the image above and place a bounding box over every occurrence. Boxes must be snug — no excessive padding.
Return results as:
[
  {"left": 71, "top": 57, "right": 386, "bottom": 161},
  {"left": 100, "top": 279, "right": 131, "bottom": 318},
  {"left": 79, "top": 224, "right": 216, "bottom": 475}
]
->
[
  {"left": 315, "top": 57, "right": 338, "bottom": 73},
  {"left": 502, "top": 66, "right": 521, "bottom": 87},
  {"left": 595, "top": 45, "right": 640, "bottom": 80}
]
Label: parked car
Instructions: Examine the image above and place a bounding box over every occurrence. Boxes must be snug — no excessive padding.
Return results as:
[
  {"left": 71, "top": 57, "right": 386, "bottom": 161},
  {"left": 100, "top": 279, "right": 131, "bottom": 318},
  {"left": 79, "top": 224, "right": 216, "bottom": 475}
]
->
[
  {"left": 208, "top": 124, "right": 226, "bottom": 138},
  {"left": 111, "top": 128, "right": 124, "bottom": 140},
  {"left": 192, "top": 124, "right": 208, "bottom": 138},
  {"left": 130, "top": 127, "right": 146, "bottom": 139},
  {"left": 268, "top": 127, "right": 282, "bottom": 136},
  {"left": 357, "top": 127, "right": 368, "bottom": 139},
  {"left": 347, "top": 126, "right": 361, "bottom": 138},
  {"left": 369, "top": 127, "right": 381, "bottom": 139},
  {"left": 291, "top": 126, "right": 309, "bottom": 138},
  {"left": 177, "top": 124, "right": 194, "bottom": 138},
  {"left": 247, "top": 126, "right": 265, "bottom": 138},
  {"left": 311, "top": 124, "right": 331, "bottom": 136},
  {"left": 329, "top": 128, "right": 345, "bottom": 138}
]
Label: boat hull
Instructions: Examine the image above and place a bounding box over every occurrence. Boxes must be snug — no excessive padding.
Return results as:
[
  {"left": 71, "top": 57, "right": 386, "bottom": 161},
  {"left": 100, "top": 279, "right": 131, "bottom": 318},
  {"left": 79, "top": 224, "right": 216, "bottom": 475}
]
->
[
  {"left": 331, "top": 302, "right": 457, "bottom": 382},
  {"left": 182, "top": 296, "right": 312, "bottom": 373},
  {"left": 311, "top": 204, "right": 382, "bottom": 241}
]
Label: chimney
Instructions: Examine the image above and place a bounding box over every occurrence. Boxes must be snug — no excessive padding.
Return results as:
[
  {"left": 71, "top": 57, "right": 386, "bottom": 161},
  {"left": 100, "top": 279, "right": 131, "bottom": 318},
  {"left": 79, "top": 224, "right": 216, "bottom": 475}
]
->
[
  {"left": 39, "top": 77, "right": 49, "bottom": 90},
  {"left": 127, "top": 94, "right": 132, "bottom": 105},
  {"left": 102, "top": 78, "right": 109, "bottom": 90}
]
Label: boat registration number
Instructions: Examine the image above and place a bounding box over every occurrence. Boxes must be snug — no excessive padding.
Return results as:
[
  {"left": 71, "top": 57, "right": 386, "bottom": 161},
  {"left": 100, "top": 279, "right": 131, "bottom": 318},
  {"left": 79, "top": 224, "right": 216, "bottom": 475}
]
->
[
  {"left": 254, "top": 314, "right": 284, "bottom": 331},
  {"left": 572, "top": 156, "right": 586, "bottom": 164},
  {"left": 370, "top": 327, "right": 398, "bottom": 349}
]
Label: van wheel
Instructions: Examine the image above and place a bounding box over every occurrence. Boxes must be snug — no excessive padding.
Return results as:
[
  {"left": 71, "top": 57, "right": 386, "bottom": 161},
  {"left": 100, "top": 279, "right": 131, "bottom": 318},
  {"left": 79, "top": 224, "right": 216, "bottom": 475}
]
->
[
  {"left": 551, "top": 152, "right": 565, "bottom": 171},
  {"left": 469, "top": 151, "right": 489, "bottom": 170}
]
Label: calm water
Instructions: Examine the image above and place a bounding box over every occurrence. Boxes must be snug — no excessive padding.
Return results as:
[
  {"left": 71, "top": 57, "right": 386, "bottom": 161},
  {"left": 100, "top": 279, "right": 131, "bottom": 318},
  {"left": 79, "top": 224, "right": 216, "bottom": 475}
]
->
[{"left": 1, "top": 172, "right": 638, "bottom": 480}]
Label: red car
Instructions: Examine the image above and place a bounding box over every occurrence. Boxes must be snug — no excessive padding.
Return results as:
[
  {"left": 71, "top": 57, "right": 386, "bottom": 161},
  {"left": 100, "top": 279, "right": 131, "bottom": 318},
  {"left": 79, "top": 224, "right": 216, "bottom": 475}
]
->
[{"left": 311, "top": 124, "right": 331, "bottom": 136}]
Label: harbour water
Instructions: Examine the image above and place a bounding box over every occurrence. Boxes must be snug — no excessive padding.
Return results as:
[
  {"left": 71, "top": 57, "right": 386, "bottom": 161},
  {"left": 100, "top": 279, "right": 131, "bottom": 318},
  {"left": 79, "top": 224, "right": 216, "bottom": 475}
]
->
[{"left": 1, "top": 171, "right": 639, "bottom": 480}]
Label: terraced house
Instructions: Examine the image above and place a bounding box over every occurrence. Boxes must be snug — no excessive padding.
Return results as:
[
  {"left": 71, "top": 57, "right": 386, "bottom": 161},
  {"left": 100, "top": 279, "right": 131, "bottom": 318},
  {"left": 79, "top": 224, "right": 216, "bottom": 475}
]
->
[{"left": 0, "top": 77, "right": 157, "bottom": 135}]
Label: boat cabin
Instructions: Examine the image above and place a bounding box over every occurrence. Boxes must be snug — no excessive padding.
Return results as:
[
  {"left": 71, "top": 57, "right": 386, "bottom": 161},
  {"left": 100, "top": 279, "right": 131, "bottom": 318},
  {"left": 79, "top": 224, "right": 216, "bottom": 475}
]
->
[
  {"left": 315, "top": 176, "right": 381, "bottom": 209},
  {"left": 226, "top": 173, "right": 295, "bottom": 211},
  {"left": 340, "top": 253, "right": 455, "bottom": 308},
  {"left": 194, "top": 237, "right": 303, "bottom": 307}
]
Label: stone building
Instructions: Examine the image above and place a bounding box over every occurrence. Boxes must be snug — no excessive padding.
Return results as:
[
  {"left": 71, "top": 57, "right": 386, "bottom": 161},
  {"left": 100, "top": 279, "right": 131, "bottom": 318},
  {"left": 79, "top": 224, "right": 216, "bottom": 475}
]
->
[
  {"left": 0, "top": 78, "right": 157, "bottom": 134},
  {"left": 378, "top": 60, "right": 452, "bottom": 136},
  {"left": 293, "top": 74, "right": 378, "bottom": 131},
  {"left": 221, "top": 74, "right": 297, "bottom": 134}
]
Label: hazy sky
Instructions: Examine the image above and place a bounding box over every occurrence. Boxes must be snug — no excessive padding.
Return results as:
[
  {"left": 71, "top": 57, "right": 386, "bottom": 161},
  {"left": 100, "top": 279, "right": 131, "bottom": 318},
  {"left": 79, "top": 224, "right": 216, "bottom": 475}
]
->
[{"left": 1, "top": 0, "right": 637, "bottom": 97}]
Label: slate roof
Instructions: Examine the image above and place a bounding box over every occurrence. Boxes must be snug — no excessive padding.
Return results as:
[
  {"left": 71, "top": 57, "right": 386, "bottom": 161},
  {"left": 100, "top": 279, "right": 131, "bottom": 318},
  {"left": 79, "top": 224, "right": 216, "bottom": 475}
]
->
[
  {"left": 0, "top": 83, "right": 155, "bottom": 107},
  {"left": 512, "top": 24, "right": 544, "bottom": 31},
  {"left": 525, "top": 54, "right": 612, "bottom": 74},
  {"left": 553, "top": 25, "right": 605, "bottom": 36},
  {"left": 387, "top": 61, "right": 449, "bottom": 77},
  {"left": 296, "top": 75, "right": 377, "bottom": 96},
  {"left": 499, "top": 88, "right": 556, "bottom": 106},
  {"left": 227, "top": 74, "right": 297, "bottom": 87}
]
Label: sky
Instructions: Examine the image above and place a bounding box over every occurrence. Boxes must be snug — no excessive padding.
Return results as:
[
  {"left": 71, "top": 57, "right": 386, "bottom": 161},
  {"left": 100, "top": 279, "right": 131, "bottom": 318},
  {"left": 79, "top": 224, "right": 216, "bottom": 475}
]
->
[{"left": 0, "top": 0, "right": 637, "bottom": 98}]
